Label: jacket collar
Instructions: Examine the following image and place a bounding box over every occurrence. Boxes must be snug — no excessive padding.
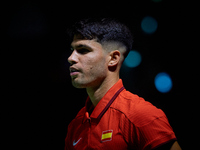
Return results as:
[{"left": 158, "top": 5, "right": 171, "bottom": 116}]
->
[{"left": 82, "top": 79, "right": 124, "bottom": 123}]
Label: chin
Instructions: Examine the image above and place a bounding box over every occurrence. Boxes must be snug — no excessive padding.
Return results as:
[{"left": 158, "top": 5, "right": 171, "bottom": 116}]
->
[
  {"left": 72, "top": 80, "right": 88, "bottom": 89},
  {"left": 71, "top": 77, "right": 102, "bottom": 89}
]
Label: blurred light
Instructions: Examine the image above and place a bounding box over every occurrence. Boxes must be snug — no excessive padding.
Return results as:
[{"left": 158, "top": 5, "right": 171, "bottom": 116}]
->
[
  {"left": 154, "top": 72, "right": 173, "bottom": 93},
  {"left": 141, "top": 16, "right": 158, "bottom": 34},
  {"left": 124, "top": 50, "right": 142, "bottom": 68}
]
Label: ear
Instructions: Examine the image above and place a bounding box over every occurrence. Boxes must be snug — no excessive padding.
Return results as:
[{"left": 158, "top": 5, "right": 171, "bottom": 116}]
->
[{"left": 108, "top": 50, "right": 121, "bottom": 67}]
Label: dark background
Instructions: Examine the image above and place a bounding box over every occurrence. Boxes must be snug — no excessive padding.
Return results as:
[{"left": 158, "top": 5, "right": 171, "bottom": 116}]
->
[{"left": 2, "top": 0, "right": 197, "bottom": 149}]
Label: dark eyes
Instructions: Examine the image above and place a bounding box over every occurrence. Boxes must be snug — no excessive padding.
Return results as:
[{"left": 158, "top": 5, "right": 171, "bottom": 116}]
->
[
  {"left": 70, "top": 48, "right": 90, "bottom": 54},
  {"left": 70, "top": 47, "right": 91, "bottom": 54},
  {"left": 77, "top": 48, "right": 90, "bottom": 54}
]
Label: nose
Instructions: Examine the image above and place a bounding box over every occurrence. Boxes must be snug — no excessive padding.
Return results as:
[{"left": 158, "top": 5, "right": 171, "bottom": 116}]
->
[{"left": 68, "top": 50, "right": 78, "bottom": 65}]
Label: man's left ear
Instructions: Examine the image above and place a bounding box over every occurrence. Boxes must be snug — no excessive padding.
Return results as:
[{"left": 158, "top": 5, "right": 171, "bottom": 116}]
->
[{"left": 108, "top": 50, "right": 121, "bottom": 67}]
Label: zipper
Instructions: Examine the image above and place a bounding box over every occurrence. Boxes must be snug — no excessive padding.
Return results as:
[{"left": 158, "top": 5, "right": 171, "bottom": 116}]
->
[{"left": 85, "top": 112, "right": 91, "bottom": 149}]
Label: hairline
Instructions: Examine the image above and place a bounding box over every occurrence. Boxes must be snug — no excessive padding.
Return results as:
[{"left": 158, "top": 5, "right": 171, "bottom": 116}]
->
[{"left": 74, "top": 33, "right": 127, "bottom": 51}]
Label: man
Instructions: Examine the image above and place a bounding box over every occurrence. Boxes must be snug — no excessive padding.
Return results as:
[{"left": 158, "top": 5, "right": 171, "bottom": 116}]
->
[{"left": 65, "top": 18, "right": 181, "bottom": 150}]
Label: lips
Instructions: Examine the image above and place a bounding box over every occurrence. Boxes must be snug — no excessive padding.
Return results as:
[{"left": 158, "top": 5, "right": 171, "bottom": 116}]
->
[{"left": 69, "top": 67, "right": 80, "bottom": 76}]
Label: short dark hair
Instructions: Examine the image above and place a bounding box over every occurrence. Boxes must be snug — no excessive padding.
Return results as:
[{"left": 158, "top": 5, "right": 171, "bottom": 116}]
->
[{"left": 68, "top": 18, "right": 133, "bottom": 58}]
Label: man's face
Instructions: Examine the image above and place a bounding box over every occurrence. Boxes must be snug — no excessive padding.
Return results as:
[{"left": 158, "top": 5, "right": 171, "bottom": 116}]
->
[{"left": 68, "top": 37, "right": 109, "bottom": 88}]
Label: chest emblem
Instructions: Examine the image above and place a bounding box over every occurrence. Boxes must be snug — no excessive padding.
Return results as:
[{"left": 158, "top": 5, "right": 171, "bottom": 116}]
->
[
  {"left": 73, "top": 137, "right": 82, "bottom": 146},
  {"left": 101, "top": 130, "right": 113, "bottom": 142}
]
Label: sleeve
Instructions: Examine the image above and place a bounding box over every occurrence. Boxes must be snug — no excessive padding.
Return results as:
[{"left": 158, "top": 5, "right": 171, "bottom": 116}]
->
[
  {"left": 120, "top": 107, "right": 177, "bottom": 150},
  {"left": 135, "top": 115, "right": 177, "bottom": 150}
]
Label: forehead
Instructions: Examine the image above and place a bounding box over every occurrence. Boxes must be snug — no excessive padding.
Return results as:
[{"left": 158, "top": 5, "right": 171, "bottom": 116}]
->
[{"left": 71, "top": 36, "right": 103, "bottom": 50}]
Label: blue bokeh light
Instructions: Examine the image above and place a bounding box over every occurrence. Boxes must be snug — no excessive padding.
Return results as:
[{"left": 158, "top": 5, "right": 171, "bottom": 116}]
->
[
  {"left": 124, "top": 50, "right": 142, "bottom": 68},
  {"left": 141, "top": 16, "right": 158, "bottom": 34},
  {"left": 154, "top": 72, "right": 173, "bottom": 93}
]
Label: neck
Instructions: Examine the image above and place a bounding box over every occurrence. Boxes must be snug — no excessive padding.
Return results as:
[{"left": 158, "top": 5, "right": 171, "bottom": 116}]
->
[{"left": 86, "top": 75, "right": 119, "bottom": 107}]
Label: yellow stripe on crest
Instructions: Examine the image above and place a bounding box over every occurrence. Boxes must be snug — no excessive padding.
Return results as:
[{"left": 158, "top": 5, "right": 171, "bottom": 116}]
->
[{"left": 101, "top": 132, "right": 112, "bottom": 140}]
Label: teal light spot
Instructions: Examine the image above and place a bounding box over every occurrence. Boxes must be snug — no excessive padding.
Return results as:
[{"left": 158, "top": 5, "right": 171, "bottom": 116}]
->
[
  {"left": 124, "top": 50, "right": 142, "bottom": 68},
  {"left": 141, "top": 16, "right": 158, "bottom": 34}
]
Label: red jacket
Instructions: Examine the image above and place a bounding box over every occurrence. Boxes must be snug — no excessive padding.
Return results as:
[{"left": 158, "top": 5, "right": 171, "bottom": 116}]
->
[{"left": 65, "top": 79, "right": 176, "bottom": 150}]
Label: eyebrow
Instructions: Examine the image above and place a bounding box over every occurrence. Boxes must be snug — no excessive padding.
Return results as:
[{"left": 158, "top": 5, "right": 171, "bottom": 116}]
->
[{"left": 71, "top": 44, "right": 92, "bottom": 50}]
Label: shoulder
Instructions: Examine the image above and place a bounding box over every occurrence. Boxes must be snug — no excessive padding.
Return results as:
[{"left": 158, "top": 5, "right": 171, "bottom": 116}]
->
[
  {"left": 112, "top": 89, "right": 166, "bottom": 127},
  {"left": 111, "top": 89, "right": 176, "bottom": 149}
]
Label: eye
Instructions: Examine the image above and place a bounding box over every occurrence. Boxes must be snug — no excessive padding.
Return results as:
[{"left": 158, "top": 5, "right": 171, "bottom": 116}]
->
[{"left": 77, "top": 48, "right": 90, "bottom": 54}]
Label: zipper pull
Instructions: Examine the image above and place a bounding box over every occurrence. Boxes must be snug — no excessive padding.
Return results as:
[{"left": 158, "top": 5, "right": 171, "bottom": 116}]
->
[{"left": 85, "top": 112, "right": 91, "bottom": 123}]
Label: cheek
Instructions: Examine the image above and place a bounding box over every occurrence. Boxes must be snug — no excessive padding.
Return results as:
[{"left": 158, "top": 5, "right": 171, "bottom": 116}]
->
[
  {"left": 84, "top": 55, "right": 107, "bottom": 76},
  {"left": 93, "top": 60, "right": 107, "bottom": 76}
]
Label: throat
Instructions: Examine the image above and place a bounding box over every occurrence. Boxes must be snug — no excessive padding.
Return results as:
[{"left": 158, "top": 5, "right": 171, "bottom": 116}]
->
[
  {"left": 86, "top": 77, "right": 119, "bottom": 107},
  {"left": 86, "top": 87, "right": 104, "bottom": 107}
]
